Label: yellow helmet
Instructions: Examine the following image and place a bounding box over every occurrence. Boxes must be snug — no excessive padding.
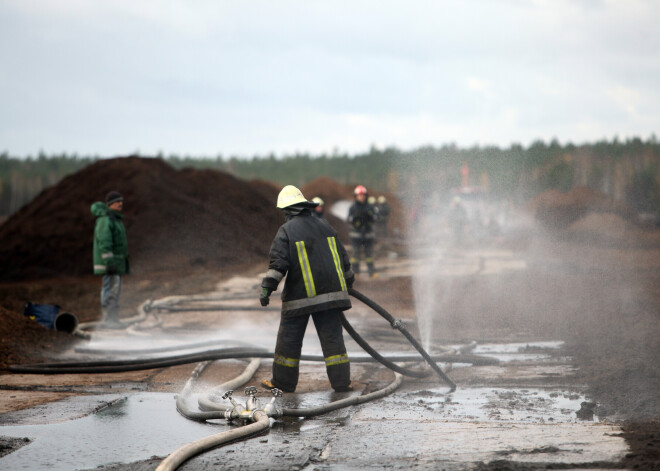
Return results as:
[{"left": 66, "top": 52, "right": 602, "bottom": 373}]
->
[
  {"left": 377, "top": 195, "right": 386, "bottom": 204},
  {"left": 277, "top": 185, "right": 314, "bottom": 209},
  {"left": 368, "top": 196, "right": 376, "bottom": 204},
  {"left": 312, "top": 196, "right": 325, "bottom": 206}
]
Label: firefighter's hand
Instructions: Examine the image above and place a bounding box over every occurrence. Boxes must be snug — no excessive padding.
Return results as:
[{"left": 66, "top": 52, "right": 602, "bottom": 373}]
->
[
  {"left": 260, "top": 288, "right": 272, "bottom": 307},
  {"left": 346, "top": 274, "right": 355, "bottom": 289}
]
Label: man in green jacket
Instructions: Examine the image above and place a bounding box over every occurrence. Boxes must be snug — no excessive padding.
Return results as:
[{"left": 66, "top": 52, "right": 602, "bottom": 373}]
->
[{"left": 91, "top": 191, "right": 129, "bottom": 327}]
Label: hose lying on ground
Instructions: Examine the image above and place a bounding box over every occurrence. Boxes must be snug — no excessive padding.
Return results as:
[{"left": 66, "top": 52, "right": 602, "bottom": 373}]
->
[
  {"left": 280, "top": 372, "right": 404, "bottom": 418},
  {"left": 64, "top": 288, "right": 473, "bottom": 393},
  {"left": 9, "top": 346, "right": 496, "bottom": 374},
  {"left": 155, "top": 409, "right": 270, "bottom": 471},
  {"left": 349, "top": 288, "right": 457, "bottom": 391},
  {"left": 177, "top": 358, "right": 262, "bottom": 421},
  {"left": 188, "top": 364, "right": 405, "bottom": 419},
  {"left": 166, "top": 358, "right": 404, "bottom": 470}
]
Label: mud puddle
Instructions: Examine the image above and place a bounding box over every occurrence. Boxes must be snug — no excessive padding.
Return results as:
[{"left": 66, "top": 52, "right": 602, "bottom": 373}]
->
[{"left": 0, "top": 392, "right": 225, "bottom": 470}]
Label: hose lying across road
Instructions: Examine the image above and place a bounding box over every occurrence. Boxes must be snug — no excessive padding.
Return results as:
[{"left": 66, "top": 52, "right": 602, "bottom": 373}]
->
[
  {"left": 155, "top": 409, "right": 270, "bottom": 471},
  {"left": 11, "top": 288, "right": 493, "bottom": 378},
  {"left": 8, "top": 348, "right": 495, "bottom": 374}
]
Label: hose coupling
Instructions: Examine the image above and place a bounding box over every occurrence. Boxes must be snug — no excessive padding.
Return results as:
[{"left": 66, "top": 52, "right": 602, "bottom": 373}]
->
[
  {"left": 244, "top": 386, "right": 260, "bottom": 411},
  {"left": 263, "top": 387, "right": 283, "bottom": 417},
  {"left": 222, "top": 390, "right": 239, "bottom": 407},
  {"left": 391, "top": 319, "right": 403, "bottom": 330}
]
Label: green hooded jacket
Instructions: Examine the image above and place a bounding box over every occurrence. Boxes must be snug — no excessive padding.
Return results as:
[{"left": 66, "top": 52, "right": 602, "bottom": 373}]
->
[{"left": 91, "top": 201, "right": 128, "bottom": 275}]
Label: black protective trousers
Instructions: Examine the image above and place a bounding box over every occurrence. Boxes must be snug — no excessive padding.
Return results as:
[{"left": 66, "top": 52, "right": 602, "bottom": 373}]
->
[
  {"left": 271, "top": 308, "right": 350, "bottom": 392},
  {"left": 350, "top": 236, "right": 375, "bottom": 276}
]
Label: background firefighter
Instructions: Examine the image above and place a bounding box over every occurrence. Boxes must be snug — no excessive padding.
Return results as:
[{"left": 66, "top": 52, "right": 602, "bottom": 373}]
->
[
  {"left": 375, "top": 195, "right": 391, "bottom": 238},
  {"left": 259, "top": 185, "right": 355, "bottom": 393},
  {"left": 91, "top": 190, "right": 129, "bottom": 327},
  {"left": 347, "top": 184, "right": 378, "bottom": 277},
  {"left": 311, "top": 196, "right": 325, "bottom": 218}
]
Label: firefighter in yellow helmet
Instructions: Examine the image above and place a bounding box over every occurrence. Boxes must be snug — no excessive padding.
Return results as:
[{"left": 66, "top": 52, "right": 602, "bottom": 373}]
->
[
  {"left": 311, "top": 196, "right": 325, "bottom": 219},
  {"left": 375, "top": 195, "right": 391, "bottom": 238},
  {"left": 259, "top": 185, "right": 355, "bottom": 393}
]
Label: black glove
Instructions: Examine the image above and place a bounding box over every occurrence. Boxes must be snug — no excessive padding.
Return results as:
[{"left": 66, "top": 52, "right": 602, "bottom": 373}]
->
[
  {"left": 106, "top": 264, "right": 118, "bottom": 275},
  {"left": 346, "top": 274, "right": 355, "bottom": 289},
  {"left": 260, "top": 287, "right": 272, "bottom": 307}
]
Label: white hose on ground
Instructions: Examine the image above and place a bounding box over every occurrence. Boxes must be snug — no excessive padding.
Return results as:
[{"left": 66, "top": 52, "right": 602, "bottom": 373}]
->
[
  {"left": 281, "top": 372, "right": 404, "bottom": 417},
  {"left": 196, "top": 369, "right": 405, "bottom": 418},
  {"left": 73, "top": 299, "right": 152, "bottom": 338},
  {"left": 176, "top": 358, "right": 262, "bottom": 418},
  {"left": 155, "top": 410, "right": 270, "bottom": 471},
  {"left": 196, "top": 358, "right": 261, "bottom": 412}
]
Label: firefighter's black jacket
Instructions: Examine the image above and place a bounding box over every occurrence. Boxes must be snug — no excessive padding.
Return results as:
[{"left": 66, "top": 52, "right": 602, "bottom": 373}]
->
[
  {"left": 347, "top": 200, "right": 377, "bottom": 239},
  {"left": 262, "top": 210, "right": 354, "bottom": 317}
]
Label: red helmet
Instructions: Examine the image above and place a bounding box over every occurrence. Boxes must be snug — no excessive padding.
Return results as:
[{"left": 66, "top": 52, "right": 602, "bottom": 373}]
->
[{"left": 354, "top": 185, "right": 367, "bottom": 196}]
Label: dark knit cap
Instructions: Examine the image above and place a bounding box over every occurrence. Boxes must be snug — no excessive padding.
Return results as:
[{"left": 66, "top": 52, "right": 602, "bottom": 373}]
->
[{"left": 105, "top": 191, "right": 123, "bottom": 205}]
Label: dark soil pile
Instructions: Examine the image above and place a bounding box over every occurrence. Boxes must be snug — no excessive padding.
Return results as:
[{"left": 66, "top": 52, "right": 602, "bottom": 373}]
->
[
  {"left": 0, "top": 305, "right": 71, "bottom": 369},
  {"left": 0, "top": 157, "right": 284, "bottom": 281},
  {"left": 246, "top": 179, "right": 282, "bottom": 206},
  {"left": 301, "top": 176, "right": 355, "bottom": 204},
  {"left": 529, "top": 186, "right": 638, "bottom": 231}
]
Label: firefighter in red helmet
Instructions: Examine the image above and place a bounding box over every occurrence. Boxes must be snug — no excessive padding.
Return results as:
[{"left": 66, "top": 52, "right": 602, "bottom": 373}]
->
[{"left": 347, "top": 185, "right": 378, "bottom": 277}]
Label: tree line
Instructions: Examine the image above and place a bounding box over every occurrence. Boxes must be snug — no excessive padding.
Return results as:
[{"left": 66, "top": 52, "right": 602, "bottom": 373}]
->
[{"left": 1, "top": 136, "right": 659, "bottom": 219}]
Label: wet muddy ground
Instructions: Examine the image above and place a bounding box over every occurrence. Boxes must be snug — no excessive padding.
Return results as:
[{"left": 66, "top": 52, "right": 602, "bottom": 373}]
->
[{"left": 3, "top": 240, "right": 655, "bottom": 470}]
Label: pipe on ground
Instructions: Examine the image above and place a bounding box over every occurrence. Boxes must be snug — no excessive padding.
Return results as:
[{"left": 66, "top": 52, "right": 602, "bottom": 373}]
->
[
  {"left": 177, "top": 358, "right": 262, "bottom": 421},
  {"left": 155, "top": 410, "right": 270, "bottom": 471},
  {"left": 280, "top": 372, "right": 404, "bottom": 418}
]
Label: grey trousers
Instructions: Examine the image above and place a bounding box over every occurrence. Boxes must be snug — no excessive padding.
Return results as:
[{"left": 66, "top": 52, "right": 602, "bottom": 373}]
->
[{"left": 101, "top": 274, "right": 122, "bottom": 322}]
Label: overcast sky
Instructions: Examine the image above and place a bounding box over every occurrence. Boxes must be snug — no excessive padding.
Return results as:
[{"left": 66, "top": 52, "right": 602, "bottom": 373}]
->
[{"left": 1, "top": 0, "right": 658, "bottom": 158}]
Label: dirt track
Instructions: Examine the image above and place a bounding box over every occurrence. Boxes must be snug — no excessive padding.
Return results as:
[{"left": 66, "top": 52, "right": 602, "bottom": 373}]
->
[{"left": 1, "top": 225, "right": 659, "bottom": 469}]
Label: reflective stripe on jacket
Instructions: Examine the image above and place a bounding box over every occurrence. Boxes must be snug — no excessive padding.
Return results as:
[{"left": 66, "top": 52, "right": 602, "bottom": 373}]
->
[{"left": 262, "top": 211, "right": 353, "bottom": 317}]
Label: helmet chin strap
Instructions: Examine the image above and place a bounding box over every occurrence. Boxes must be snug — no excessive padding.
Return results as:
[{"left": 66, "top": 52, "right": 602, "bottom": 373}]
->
[{"left": 283, "top": 205, "right": 307, "bottom": 218}]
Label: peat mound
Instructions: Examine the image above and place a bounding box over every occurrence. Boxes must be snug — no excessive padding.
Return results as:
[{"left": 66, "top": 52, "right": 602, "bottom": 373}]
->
[
  {"left": 529, "top": 186, "right": 638, "bottom": 231},
  {"left": 0, "top": 305, "right": 70, "bottom": 370},
  {"left": 247, "top": 179, "right": 281, "bottom": 205},
  {"left": 565, "top": 212, "right": 644, "bottom": 246},
  {"left": 0, "top": 156, "right": 284, "bottom": 281},
  {"left": 301, "top": 176, "right": 355, "bottom": 204}
]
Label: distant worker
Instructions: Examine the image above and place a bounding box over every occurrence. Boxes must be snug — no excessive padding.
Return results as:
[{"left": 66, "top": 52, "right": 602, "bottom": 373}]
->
[
  {"left": 375, "top": 195, "right": 391, "bottom": 238},
  {"left": 347, "top": 185, "right": 377, "bottom": 277},
  {"left": 311, "top": 196, "right": 325, "bottom": 219},
  {"left": 259, "top": 185, "right": 355, "bottom": 393},
  {"left": 449, "top": 196, "right": 468, "bottom": 243},
  {"left": 91, "top": 191, "right": 129, "bottom": 328}
]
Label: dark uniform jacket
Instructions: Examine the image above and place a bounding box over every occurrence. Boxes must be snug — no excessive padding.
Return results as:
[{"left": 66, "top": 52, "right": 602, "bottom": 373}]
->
[
  {"left": 262, "top": 211, "right": 354, "bottom": 317},
  {"left": 347, "top": 201, "right": 377, "bottom": 239},
  {"left": 91, "top": 201, "right": 129, "bottom": 275}
]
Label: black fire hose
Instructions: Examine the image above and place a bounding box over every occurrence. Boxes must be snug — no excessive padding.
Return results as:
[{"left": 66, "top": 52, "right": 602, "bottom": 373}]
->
[
  {"left": 348, "top": 288, "right": 457, "bottom": 391},
  {"left": 340, "top": 314, "right": 429, "bottom": 378},
  {"left": 10, "top": 290, "right": 472, "bottom": 387}
]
